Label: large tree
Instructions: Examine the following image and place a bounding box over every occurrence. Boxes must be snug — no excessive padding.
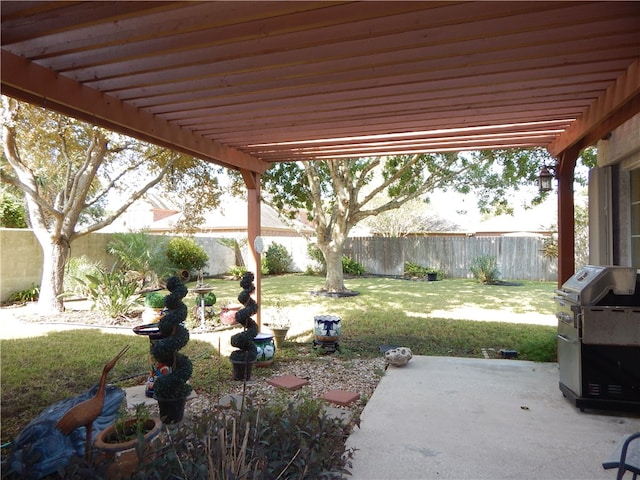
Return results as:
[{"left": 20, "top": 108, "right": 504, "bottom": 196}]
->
[
  {"left": 1, "top": 97, "right": 222, "bottom": 313},
  {"left": 259, "top": 150, "right": 555, "bottom": 293}
]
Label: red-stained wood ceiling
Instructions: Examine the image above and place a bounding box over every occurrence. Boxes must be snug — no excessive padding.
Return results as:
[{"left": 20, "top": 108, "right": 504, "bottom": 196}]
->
[{"left": 2, "top": 1, "right": 640, "bottom": 174}]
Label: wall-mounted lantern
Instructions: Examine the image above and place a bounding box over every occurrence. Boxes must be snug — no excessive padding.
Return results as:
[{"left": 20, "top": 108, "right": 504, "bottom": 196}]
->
[{"left": 538, "top": 165, "right": 556, "bottom": 193}]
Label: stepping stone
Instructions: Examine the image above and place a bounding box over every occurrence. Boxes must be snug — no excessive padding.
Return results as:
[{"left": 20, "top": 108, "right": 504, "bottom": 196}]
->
[
  {"left": 124, "top": 385, "right": 197, "bottom": 408},
  {"left": 323, "top": 405, "right": 353, "bottom": 424},
  {"left": 125, "top": 385, "right": 156, "bottom": 408},
  {"left": 218, "top": 394, "right": 246, "bottom": 410},
  {"left": 320, "top": 389, "right": 360, "bottom": 406},
  {"left": 266, "top": 375, "right": 309, "bottom": 391}
]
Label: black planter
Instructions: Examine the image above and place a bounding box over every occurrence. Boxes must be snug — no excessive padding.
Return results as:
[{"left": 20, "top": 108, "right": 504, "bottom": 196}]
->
[
  {"left": 156, "top": 397, "right": 186, "bottom": 424},
  {"left": 231, "top": 359, "right": 255, "bottom": 381}
]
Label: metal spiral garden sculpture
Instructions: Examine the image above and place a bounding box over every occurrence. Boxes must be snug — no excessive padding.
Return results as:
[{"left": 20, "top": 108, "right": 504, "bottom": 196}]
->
[
  {"left": 229, "top": 272, "right": 259, "bottom": 365},
  {"left": 150, "top": 276, "right": 193, "bottom": 399}
]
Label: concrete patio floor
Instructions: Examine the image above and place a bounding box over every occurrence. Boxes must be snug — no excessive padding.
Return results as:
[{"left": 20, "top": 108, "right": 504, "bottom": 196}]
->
[{"left": 346, "top": 356, "right": 640, "bottom": 480}]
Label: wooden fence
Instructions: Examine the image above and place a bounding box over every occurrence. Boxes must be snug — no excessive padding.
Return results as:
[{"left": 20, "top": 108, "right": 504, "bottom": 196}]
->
[{"left": 344, "top": 236, "right": 557, "bottom": 282}]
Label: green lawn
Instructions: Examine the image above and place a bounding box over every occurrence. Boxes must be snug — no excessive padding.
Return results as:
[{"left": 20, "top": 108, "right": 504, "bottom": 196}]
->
[{"left": 1, "top": 274, "right": 559, "bottom": 446}]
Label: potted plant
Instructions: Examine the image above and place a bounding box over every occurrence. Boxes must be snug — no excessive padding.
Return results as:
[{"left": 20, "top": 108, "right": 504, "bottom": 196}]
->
[
  {"left": 203, "top": 292, "right": 216, "bottom": 307},
  {"left": 220, "top": 300, "right": 243, "bottom": 325},
  {"left": 426, "top": 268, "right": 441, "bottom": 281},
  {"left": 229, "top": 272, "right": 259, "bottom": 380},
  {"left": 269, "top": 323, "right": 290, "bottom": 349},
  {"left": 147, "top": 276, "right": 193, "bottom": 423},
  {"left": 93, "top": 404, "right": 162, "bottom": 480},
  {"left": 142, "top": 291, "right": 165, "bottom": 323},
  {"left": 264, "top": 302, "right": 290, "bottom": 349}
]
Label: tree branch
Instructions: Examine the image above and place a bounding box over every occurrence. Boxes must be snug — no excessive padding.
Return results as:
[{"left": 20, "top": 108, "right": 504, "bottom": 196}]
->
[{"left": 75, "top": 156, "right": 179, "bottom": 237}]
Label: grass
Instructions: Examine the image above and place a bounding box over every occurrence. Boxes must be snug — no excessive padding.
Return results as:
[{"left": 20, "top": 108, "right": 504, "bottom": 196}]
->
[{"left": 1, "top": 274, "right": 559, "bottom": 446}]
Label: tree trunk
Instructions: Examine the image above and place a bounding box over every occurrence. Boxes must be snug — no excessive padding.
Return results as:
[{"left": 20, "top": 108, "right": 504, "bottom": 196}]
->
[
  {"left": 322, "top": 247, "right": 346, "bottom": 292},
  {"left": 36, "top": 236, "right": 70, "bottom": 314},
  {"left": 234, "top": 242, "right": 245, "bottom": 267}
]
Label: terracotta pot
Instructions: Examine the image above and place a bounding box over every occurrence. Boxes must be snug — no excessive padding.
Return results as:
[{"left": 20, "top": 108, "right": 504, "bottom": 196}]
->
[
  {"left": 94, "top": 417, "right": 162, "bottom": 480},
  {"left": 141, "top": 307, "right": 164, "bottom": 323},
  {"left": 220, "top": 304, "right": 242, "bottom": 325},
  {"left": 270, "top": 328, "right": 289, "bottom": 349}
]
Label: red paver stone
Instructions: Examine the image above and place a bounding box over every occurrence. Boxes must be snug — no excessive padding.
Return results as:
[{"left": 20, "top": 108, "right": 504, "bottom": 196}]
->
[
  {"left": 320, "top": 390, "right": 360, "bottom": 406},
  {"left": 266, "top": 375, "right": 309, "bottom": 391}
]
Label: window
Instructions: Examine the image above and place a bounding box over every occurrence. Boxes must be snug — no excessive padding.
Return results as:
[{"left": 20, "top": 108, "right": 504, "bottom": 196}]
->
[{"left": 630, "top": 169, "right": 640, "bottom": 268}]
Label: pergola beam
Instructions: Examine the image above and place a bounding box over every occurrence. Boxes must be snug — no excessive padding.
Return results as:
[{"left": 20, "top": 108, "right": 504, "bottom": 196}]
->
[
  {"left": 548, "top": 58, "right": 640, "bottom": 157},
  {"left": 1, "top": 50, "right": 269, "bottom": 174},
  {"left": 548, "top": 58, "right": 640, "bottom": 284}
]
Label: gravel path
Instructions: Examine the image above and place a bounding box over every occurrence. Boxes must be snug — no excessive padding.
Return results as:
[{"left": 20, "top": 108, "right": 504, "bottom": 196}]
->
[{"left": 1, "top": 302, "right": 386, "bottom": 424}]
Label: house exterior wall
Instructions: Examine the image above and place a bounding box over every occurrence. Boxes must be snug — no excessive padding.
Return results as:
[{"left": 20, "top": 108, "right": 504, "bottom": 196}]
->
[{"left": 593, "top": 113, "right": 640, "bottom": 267}]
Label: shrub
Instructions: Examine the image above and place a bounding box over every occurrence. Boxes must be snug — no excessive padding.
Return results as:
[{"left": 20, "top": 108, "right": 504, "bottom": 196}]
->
[
  {"left": 166, "top": 237, "right": 208, "bottom": 273},
  {"left": 342, "top": 256, "right": 365, "bottom": 275},
  {"left": 129, "top": 391, "right": 355, "bottom": 479},
  {"left": 404, "top": 262, "right": 443, "bottom": 280},
  {"left": 144, "top": 291, "right": 165, "bottom": 308},
  {"left": 541, "top": 235, "right": 558, "bottom": 259},
  {"left": 0, "top": 191, "right": 27, "bottom": 228},
  {"left": 107, "top": 232, "right": 171, "bottom": 290},
  {"left": 64, "top": 255, "right": 103, "bottom": 297},
  {"left": 75, "top": 266, "right": 141, "bottom": 318},
  {"left": 228, "top": 265, "right": 247, "bottom": 279},
  {"left": 150, "top": 278, "right": 192, "bottom": 401},
  {"left": 6, "top": 283, "right": 40, "bottom": 303},
  {"left": 203, "top": 292, "right": 217, "bottom": 306},
  {"left": 306, "top": 244, "right": 326, "bottom": 274},
  {"left": 404, "top": 261, "right": 427, "bottom": 277},
  {"left": 263, "top": 242, "right": 292, "bottom": 275},
  {"left": 470, "top": 255, "right": 501, "bottom": 284}
]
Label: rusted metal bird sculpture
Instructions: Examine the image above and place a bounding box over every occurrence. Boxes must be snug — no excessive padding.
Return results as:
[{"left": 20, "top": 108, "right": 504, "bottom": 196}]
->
[{"left": 56, "top": 345, "right": 130, "bottom": 460}]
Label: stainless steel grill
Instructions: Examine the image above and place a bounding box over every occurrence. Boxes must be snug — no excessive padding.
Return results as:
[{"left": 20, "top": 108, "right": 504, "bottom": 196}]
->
[{"left": 555, "top": 265, "right": 640, "bottom": 412}]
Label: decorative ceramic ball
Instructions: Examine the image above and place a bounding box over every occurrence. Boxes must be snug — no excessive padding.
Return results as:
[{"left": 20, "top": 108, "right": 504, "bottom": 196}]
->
[{"left": 384, "top": 347, "right": 413, "bottom": 367}]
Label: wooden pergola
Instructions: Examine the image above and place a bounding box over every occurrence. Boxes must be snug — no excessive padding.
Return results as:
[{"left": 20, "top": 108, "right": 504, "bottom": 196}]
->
[{"left": 3, "top": 2, "right": 640, "bottom": 309}]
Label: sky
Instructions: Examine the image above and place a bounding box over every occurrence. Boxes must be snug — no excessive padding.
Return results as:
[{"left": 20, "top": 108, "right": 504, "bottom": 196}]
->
[{"left": 426, "top": 187, "right": 559, "bottom": 232}]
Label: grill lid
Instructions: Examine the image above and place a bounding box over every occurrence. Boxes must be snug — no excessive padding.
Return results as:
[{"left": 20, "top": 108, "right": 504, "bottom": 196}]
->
[{"left": 559, "top": 265, "right": 637, "bottom": 305}]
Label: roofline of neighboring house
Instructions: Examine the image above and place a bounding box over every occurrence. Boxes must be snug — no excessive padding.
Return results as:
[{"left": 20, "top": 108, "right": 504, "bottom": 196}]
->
[
  {"left": 147, "top": 226, "right": 311, "bottom": 236},
  {"left": 365, "top": 230, "right": 553, "bottom": 238}
]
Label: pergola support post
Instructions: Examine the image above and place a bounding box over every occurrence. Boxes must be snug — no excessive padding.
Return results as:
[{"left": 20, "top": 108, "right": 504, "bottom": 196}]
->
[
  {"left": 242, "top": 170, "right": 262, "bottom": 330},
  {"left": 556, "top": 147, "right": 580, "bottom": 287}
]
